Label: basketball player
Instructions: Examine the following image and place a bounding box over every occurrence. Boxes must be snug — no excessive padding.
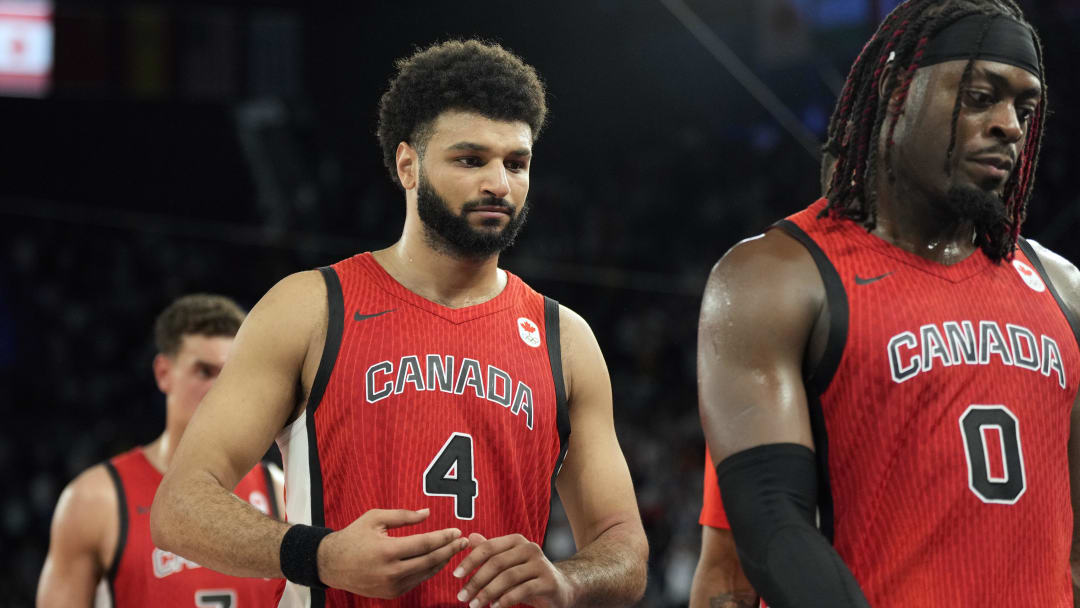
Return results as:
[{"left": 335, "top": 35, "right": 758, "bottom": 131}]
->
[
  {"left": 37, "top": 294, "right": 285, "bottom": 607},
  {"left": 150, "top": 40, "right": 648, "bottom": 607},
  {"left": 697, "top": 1, "right": 1080, "bottom": 606}
]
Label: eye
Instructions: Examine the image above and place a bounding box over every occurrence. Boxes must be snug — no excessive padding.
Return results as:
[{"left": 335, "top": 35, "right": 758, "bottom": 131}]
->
[
  {"left": 964, "top": 89, "right": 994, "bottom": 107},
  {"left": 1017, "top": 106, "right": 1036, "bottom": 124},
  {"left": 456, "top": 156, "right": 483, "bottom": 168},
  {"left": 505, "top": 160, "right": 527, "bottom": 173}
]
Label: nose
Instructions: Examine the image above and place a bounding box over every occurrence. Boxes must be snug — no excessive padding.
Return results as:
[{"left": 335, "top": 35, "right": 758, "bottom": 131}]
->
[
  {"left": 480, "top": 162, "right": 511, "bottom": 199},
  {"left": 988, "top": 102, "right": 1024, "bottom": 145}
]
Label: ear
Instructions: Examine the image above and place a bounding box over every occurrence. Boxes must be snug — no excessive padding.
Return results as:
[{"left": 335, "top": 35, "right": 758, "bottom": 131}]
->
[
  {"left": 153, "top": 353, "right": 173, "bottom": 394},
  {"left": 396, "top": 141, "right": 419, "bottom": 191},
  {"left": 878, "top": 60, "right": 897, "bottom": 104}
]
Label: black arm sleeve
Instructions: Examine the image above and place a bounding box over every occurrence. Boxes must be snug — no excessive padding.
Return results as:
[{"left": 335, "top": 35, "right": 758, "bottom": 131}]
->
[{"left": 716, "top": 443, "right": 870, "bottom": 608}]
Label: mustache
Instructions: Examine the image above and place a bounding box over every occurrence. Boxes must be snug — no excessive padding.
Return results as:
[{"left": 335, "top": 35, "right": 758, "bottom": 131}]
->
[{"left": 461, "top": 198, "right": 515, "bottom": 212}]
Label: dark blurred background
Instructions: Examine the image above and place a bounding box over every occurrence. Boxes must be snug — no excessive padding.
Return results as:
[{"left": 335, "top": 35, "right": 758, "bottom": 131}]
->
[{"left": 2, "top": 0, "right": 1078, "bottom": 606}]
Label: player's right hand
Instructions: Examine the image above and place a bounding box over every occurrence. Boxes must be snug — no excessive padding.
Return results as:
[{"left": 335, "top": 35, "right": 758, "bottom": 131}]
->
[{"left": 316, "top": 508, "right": 468, "bottom": 598}]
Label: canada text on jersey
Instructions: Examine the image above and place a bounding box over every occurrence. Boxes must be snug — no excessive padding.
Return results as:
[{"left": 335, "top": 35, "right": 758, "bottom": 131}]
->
[
  {"left": 888, "top": 320, "right": 1066, "bottom": 387},
  {"left": 365, "top": 355, "right": 536, "bottom": 429}
]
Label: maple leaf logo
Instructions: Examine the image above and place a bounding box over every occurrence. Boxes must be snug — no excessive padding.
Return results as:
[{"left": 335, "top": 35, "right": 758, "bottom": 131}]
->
[
  {"left": 1018, "top": 264, "right": 1033, "bottom": 276},
  {"left": 520, "top": 320, "right": 536, "bottom": 334}
]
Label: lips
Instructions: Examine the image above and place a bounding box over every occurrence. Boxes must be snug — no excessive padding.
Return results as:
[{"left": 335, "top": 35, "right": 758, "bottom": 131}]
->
[
  {"left": 969, "top": 155, "right": 1014, "bottom": 173},
  {"left": 967, "top": 155, "right": 1014, "bottom": 182},
  {"left": 469, "top": 206, "right": 512, "bottom": 215}
]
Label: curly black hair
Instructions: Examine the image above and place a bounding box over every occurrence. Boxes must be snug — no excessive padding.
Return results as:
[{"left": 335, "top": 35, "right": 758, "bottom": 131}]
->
[
  {"left": 377, "top": 39, "right": 548, "bottom": 187},
  {"left": 821, "top": 0, "right": 1046, "bottom": 262}
]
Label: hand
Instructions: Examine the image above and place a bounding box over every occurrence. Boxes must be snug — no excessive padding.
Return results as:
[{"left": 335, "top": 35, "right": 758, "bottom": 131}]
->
[
  {"left": 453, "top": 533, "right": 575, "bottom": 608},
  {"left": 316, "top": 508, "right": 468, "bottom": 598}
]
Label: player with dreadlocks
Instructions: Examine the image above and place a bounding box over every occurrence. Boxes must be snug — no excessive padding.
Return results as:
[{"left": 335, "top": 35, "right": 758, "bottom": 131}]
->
[{"left": 695, "top": 1, "right": 1080, "bottom": 606}]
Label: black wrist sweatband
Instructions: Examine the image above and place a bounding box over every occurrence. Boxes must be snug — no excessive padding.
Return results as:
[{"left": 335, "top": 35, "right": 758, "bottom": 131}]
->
[{"left": 280, "top": 524, "right": 333, "bottom": 589}]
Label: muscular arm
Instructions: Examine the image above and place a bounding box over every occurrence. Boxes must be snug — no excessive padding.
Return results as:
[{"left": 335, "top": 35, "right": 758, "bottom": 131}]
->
[
  {"left": 697, "top": 231, "right": 867, "bottom": 607},
  {"left": 551, "top": 306, "right": 648, "bottom": 605},
  {"left": 698, "top": 233, "right": 818, "bottom": 458},
  {"left": 37, "top": 466, "right": 115, "bottom": 608},
  {"left": 1027, "top": 241, "right": 1080, "bottom": 606},
  {"left": 151, "top": 270, "right": 324, "bottom": 577},
  {"left": 689, "top": 526, "right": 757, "bottom": 608},
  {"left": 152, "top": 270, "right": 465, "bottom": 596}
]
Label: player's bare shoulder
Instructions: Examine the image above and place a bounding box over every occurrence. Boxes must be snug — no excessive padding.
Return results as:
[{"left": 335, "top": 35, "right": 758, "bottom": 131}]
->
[
  {"left": 51, "top": 463, "right": 119, "bottom": 565},
  {"left": 556, "top": 303, "right": 607, "bottom": 407},
  {"left": 1026, "top": 239, "right": 1080, "bottom": 316},
  {"left": 240, "top": 270, "right": 330, "bottom": 397},
  {"left": 254, "top": 269, "right": 328, "bottom": 333},
  {"left": 701, "top": 229, "right": 825, "bottom": 332}
]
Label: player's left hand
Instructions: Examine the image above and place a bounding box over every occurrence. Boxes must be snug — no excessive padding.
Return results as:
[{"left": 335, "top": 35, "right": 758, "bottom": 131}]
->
[{"left": 453, "top": 533, "right": 575, "bottom": 608}]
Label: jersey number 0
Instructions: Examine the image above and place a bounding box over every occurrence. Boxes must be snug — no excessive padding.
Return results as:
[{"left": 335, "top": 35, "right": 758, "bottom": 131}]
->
[
  {"left": 423, "top": 433, "right": 479, "bottom": 520},
  {"left": 959, "top": 405, "right": 1026, "bottom": 504}
]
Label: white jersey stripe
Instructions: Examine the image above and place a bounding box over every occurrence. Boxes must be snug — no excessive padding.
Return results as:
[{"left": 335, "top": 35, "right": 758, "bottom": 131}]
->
[{"left": 276, "top": 412, "right": 313, "bottom": 608}]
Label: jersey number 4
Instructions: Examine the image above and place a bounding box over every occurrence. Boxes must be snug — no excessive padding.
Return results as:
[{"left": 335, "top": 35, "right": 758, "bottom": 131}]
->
[
  {"left": 424, "top": 433, "right": 478, "bottom": 520},
  {"left": 959, "top": 405, "right": 1026, "bottom": 504}
]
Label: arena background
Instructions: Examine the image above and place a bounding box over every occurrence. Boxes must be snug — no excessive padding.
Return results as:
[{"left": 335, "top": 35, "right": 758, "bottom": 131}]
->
[{"left": 2, "top": 1, "right": 1078, "bottom": 605}]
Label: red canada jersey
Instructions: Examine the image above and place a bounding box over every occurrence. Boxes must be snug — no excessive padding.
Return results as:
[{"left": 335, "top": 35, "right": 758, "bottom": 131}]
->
[
  {"left": 771, "top": 198, "right": 1080, "bottom": 606},
  {"left": 103, "top": 448, "right": 280, "bottom": 607},
  {"left": 276, "top": 253, "right": 569, "bottom": 608}
]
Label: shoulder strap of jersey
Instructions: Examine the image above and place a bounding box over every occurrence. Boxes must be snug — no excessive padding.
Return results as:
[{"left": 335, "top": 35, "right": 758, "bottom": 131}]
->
[
  {"left": 102, "top": 460, "right": 128, "bottom": 592},
  {"left": 308, "top": 266, "right": 345, "bottom": 417},
  {"left": 302, "top": 265, "right": 343, "bottom": 560},
  {"left": 1016, "top": 238, "right": 1080, "bottom": 353},
  {"left": 771, "top": 220, "right": 850, "bottom": 395},
  {"left": 544, "top": 297, "right": 571, "bottom": 496},
  {"left": 770, "top": 219, "right": 848, "bottom": 543}
]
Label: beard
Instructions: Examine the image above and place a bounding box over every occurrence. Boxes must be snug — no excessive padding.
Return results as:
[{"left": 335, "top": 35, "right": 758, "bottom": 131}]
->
[
  {"left": 416, "top": 175, "right": 530, "bottom": 259},
  {"left": 942, "top": 184, "right": 1007, "bottom": 233},
  {"left": 942, "top": 184, "right": 1013, "bottom": 260}
]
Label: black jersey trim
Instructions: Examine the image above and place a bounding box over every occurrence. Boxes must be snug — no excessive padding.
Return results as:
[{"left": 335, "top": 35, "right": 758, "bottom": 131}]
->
[
  {"left": 305, "top": 266, "right": 343, "bottom": 608},
  {"left": 308, "top": 266, "right": 345, "bottom": 418},
  {"left": 805, "top": 393, "right": 835, "bottom": 542},
  {"left": 103, "top": 461, "right": 128, "bottom": 592},
  {"left": 771, "top": 219, "right": 848, "bottom": 544},
  {"left": 1018, "top": 238, "right": 1080, "bottom": 354},
  {"left": 772, "top": 220, "right": 850, "bottom": 395},
  {"left": 260, "top": 461, "right": 281, "bottom": 520},
  {"left": 544, "top": 296, "right": 571, "bottom": 499}
]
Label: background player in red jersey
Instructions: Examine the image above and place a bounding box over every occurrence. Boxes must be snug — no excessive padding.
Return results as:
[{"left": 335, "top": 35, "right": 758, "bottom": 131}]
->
[
  {"left": 150, "top": 40, "right": 648, "bottom": 607},
  {"left": 698, "top": 1, "right": 1080, "bottom": 606},
  {"left": 37, "top": 294, "right": 285, "bottom": 607}
]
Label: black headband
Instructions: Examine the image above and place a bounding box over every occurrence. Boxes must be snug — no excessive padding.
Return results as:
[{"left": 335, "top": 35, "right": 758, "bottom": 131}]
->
[{"left": 918, "top": 13, "right": 1041, "bottom": 79}]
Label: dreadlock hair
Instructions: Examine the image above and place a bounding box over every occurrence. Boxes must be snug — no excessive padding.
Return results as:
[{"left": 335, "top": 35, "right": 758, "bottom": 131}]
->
[{"left": 821, "top": 0, "right": 1047, "bottom": 262}]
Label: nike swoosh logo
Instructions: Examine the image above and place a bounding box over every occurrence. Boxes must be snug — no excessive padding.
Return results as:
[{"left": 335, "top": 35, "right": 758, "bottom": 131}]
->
[
  {"left": 855, "top": 272, "right": 892, "bottom": 285},
  {"left": 354, "top": 309, "right": 395, "bottom": 321}
]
